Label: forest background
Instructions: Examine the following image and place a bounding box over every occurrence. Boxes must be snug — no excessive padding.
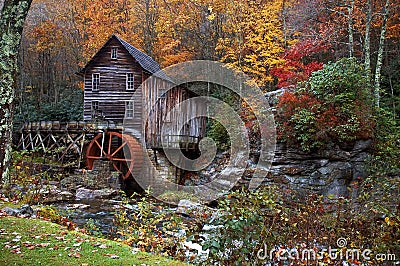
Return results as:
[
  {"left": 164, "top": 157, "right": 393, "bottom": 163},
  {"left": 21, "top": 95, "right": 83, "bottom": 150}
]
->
[{"left": 13, "top": 0, "right": 400, "bottom": 127}]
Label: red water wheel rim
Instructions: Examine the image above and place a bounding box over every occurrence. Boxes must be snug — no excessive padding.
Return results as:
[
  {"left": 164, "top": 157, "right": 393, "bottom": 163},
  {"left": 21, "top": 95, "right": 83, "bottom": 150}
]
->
[{"left": 86, "top": 132, "right": 142, "bottom": 180}]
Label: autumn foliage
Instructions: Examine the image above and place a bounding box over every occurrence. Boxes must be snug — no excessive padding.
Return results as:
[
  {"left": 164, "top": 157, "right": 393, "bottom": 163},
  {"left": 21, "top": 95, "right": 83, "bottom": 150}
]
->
[
  {"left": 276, "top": 58, "right": 375, "bottom": 151},
  {"left": 14, "top": 0, "right": 400, "bottom": 135},
  {"left": 270, "top": 39, "right": 331, "bottom": 88}
]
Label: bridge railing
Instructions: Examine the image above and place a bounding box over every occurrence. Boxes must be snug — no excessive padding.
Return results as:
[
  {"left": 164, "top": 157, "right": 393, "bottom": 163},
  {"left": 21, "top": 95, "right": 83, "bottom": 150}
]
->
[
  {"left": 19, "top": 121, "right": 125, "bottom": 132},
  {"left": 149, "top": 133, "right": 201, "bottom": 150}
]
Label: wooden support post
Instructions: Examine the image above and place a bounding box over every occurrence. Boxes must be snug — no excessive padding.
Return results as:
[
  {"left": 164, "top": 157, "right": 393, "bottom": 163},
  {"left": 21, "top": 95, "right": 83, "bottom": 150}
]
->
[
  {"left": 21, "top": 133, "right": 25, "bottom": 150},
  {"left": 77, "top": 132, "right": 86, "bottom": 168},
  {"left": 29, "top": 132, "right": 34, "bottom": 150},
  {"left": 153, "top": 149, "right": 158, "bottom": 165},
  {"left": 100, "top": 131, "right": 105, "bottom": 159}
]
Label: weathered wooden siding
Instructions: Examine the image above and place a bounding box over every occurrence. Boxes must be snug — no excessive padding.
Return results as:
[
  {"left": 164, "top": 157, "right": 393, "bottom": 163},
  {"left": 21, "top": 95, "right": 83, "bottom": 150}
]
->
[
  {"left": 143, "top": 78, "right": 206, "bottom": 149},
  {"left": 81, "top": 35, "right": 207, "bottom": 149},
  {"left": 82, "top": 38, "right": 142, "bottom": 125}
]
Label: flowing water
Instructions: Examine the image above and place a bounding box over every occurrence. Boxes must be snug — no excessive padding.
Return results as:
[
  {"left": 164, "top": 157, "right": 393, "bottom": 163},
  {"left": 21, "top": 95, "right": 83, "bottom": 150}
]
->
[{"left": 52, "top": 199, "right": 124, "bottom": 237}]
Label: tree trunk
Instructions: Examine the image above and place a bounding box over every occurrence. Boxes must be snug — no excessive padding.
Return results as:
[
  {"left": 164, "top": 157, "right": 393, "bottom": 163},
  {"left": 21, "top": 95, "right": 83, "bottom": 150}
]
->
[
  {"left": 0, "top": 0, "right": 32, "bottom": 185},
  {"left": 347, "top": 0, "right": 355, "bottom": 58},
  {"left": 374, "top": 0, "right": 390, "bottom": 108},
  {"left": 364, "top": 0, "right": 372, "bottom": 73}
]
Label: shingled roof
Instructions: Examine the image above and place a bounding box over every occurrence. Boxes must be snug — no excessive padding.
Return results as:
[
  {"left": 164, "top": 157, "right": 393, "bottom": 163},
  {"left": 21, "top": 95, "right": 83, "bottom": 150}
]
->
[
  {"left": 78, "top": 35, "right": 170, "bottom": 81},
  {"left": 114, "top": 35, "right": 162, "bottom": 74}
]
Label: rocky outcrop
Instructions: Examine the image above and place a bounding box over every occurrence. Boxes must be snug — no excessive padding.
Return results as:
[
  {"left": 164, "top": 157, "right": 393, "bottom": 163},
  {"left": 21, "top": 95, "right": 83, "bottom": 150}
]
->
[
  {"left": 163, "top": 138, "right": 372, "bottom": 200},
  {"left": 262, "top": 139, "right": 372, "bottom": 198}
]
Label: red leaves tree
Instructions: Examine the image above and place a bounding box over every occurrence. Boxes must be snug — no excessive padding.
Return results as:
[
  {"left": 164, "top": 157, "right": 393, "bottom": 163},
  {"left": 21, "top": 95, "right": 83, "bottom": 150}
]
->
[{"left": 270, "top": 39, "right": 331, "bottom": 88}]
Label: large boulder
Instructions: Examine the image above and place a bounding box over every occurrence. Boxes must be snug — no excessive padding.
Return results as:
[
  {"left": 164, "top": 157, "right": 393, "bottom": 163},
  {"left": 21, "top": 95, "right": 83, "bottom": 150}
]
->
[{"left": 75, "top": 187, "right": 118, "bottom": 200}]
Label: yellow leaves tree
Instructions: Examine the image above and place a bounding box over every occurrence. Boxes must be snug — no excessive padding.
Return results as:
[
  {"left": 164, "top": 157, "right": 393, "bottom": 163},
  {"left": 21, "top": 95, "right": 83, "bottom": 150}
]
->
[{"left": 217, "top": 0, "right": 294, "bottom": 89}]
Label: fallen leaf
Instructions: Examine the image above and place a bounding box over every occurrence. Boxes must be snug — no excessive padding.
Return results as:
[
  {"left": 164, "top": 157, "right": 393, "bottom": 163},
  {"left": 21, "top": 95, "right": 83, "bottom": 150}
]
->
[
  {"left": 104, "top": 254, "right": 119, "bottom": 259},
  {"left": 12, "top": 235, "right": 22, "bottom": 242},
  {"left": 10, "top": 248, "right": 21, "bottom": 254},
  {"left": 68, "top": 252, "right": 81, "bottom": 258}
]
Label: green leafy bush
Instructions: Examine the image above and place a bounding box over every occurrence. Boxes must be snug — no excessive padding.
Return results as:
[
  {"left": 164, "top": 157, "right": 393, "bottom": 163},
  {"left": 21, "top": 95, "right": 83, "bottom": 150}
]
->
[
  {"left": 370, "top": 108, "right": 400, "bottom": 174},
  {"left": 277, "top": 58, "right": 375, "bottom": 151},
  {"left": 206, "top": 119, "right": 230, "bottom": 151}
]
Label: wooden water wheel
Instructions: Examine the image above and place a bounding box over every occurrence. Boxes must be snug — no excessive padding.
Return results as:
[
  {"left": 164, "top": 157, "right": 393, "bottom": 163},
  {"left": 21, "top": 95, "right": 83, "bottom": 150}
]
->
[{"left": 86, "top": 131, "right": 143, "bottom": 180}]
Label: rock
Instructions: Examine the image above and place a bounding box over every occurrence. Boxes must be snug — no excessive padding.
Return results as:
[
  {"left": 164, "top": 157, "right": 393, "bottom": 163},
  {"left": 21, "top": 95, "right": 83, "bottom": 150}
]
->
[
  {"left": 3, "top": 207, "right": 19, "bottom": 216},
  {"left": 48, "top": 180, "right": 60, "bottom": 186},
  {"left": 122, "top": 204, "right": 139, "bottom": 211},
  {"left": 263, "top": 140, "right": 372, "bottom": 198},
  {"left": 59, "top": 191, "right": 74, "bottom": 200},
  {"left": 76, "top": 188, "right": 94, "bottom": 200},
  {"left": 107, "top": 172, "right": 122, "bottom": 190},
  {"left": 352, "top": 139, "right": 372, "bottom": 153},
  {"left": 182, "top": 241, "right": 209, "bottom": 257},
  {"left": 20, "top": 204, "right": 34, "bottom": 216},
  {"left": 75, "top": 187, "right": 118, "bottom": 200},
  {"left": 319, "top": 159, "right": 329, "bottom": 167},
  {"left": 66, "top": 203, "right": 90, "bottom": 209},
  {"left": 39, "top": 185, "right": 60, "bottom": 195},
  {"left": 318, "top": 167, "right": 331, "bottom": 175},
  {"left": 202, "top": 224, "right": 224, "bottom": 231},
  {"left": 2, "top": 205, "right": 34, "bottom": 217},
  {"left": 93, "top": 188, "right": 118, "bottom": 199},
  {"left": 176, "top": 199, "right": 207, "bottom": 217}
]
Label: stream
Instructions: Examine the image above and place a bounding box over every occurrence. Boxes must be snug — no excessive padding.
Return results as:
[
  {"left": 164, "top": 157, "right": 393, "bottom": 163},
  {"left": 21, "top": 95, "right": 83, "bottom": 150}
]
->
[{"left": 51, "top": 198, "right": 124, "bottom": 237}]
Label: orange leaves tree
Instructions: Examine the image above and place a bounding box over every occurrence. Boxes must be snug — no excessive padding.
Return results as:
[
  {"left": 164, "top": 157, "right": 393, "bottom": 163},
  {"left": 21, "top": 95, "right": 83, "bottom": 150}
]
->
[
  {"left": 153, "top": 0, "right": 229, "bottom": 66},
  {"left": 71, "top": 0, "right": 133, "bottom": 62},
  {"left": 15, "top": 0, "right": 84, "bottom": 124}
]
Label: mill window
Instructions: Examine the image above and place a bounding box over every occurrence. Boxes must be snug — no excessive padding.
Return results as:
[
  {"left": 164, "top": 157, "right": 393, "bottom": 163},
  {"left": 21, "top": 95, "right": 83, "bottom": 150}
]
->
[
  {"left": 92, "top": 101, "right": 99, "bottom": 111},
  {"left": 92, "top": 73, "right": 100, "bottom": 91},
  {"left": 111, "top": 48, "right": 118, "bottom": 59},
  {"left": 126, "top": 73, "right": 135, "bottom": 90},
  {"left": 125, "top": 101, "right": 134, "bottom": 118}
]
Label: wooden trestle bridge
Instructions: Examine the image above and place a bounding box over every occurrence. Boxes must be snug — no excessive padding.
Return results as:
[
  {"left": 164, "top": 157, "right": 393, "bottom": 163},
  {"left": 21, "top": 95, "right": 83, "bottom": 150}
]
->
[
  {"left": 16, "top": 121, "right": 140, "bottom": 179},
  {"left": 16, "top": 120, "right": 202, "bottom": 180}
]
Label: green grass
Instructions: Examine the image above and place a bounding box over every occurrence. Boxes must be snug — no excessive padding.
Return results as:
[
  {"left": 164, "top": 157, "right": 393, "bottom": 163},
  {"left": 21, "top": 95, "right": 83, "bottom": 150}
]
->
[{"left": 0, "top": 217, "right": 187, "bottom": 266}]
